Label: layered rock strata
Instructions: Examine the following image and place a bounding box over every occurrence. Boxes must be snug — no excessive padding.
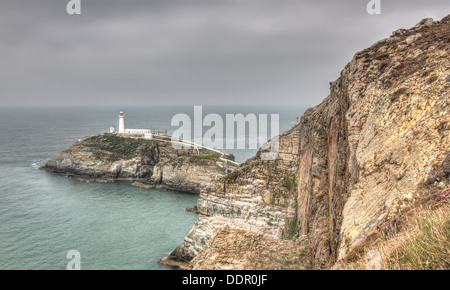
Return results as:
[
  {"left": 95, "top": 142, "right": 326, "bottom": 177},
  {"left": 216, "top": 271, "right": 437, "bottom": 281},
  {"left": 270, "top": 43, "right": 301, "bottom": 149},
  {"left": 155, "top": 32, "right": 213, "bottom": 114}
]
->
[{"left": 164, "top": 16, "right": 450, "bottom": 269}]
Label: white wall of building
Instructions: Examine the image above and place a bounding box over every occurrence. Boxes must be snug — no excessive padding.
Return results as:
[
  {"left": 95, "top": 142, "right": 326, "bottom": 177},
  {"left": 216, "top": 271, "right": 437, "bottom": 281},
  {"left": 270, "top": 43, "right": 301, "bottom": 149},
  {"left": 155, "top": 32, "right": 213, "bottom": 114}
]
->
[{"left": 125, "top": 129, "right": 151, "bottom": 135}]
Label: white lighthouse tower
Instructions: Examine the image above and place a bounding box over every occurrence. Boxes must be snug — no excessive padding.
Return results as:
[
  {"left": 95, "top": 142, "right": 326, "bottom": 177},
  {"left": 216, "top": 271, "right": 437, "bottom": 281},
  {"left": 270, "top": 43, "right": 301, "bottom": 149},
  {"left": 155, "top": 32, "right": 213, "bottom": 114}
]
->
[
  {"left": 110, "top": 110, "right": 152, "bottom": 139},
  {"left": 118, "top": 111, "right": 125, "bottom": 133}
]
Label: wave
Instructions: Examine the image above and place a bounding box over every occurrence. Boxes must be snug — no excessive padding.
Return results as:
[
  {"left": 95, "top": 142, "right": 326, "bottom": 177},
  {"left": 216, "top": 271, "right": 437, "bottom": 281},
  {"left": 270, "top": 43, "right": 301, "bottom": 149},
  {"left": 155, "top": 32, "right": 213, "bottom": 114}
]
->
[{"left": 31, "top": 160, "right": 45, "bottom": 170}]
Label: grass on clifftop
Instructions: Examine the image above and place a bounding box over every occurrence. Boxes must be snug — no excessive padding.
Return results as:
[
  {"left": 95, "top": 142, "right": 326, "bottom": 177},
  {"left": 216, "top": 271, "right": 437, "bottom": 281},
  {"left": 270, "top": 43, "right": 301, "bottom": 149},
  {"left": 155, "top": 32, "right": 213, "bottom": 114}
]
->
[
  {"left": 190, "top": 151, "right": 222, "bottom": 162},
  {"left": 84, "top": 134, "right": 223, "bottom": 163},
  {"left": 85, "top": 134, "right": 155, "bottom": 162},
  {"left": 339, "top": 200, "right": 450, "bottom": 270}
]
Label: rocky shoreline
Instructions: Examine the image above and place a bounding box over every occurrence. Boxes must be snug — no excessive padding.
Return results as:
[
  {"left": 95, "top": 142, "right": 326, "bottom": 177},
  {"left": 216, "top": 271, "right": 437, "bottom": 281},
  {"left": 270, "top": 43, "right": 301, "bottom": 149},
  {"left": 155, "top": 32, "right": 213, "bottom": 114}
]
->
[{"left": 41, "top": 133, "right": 234, "bottom": 195}]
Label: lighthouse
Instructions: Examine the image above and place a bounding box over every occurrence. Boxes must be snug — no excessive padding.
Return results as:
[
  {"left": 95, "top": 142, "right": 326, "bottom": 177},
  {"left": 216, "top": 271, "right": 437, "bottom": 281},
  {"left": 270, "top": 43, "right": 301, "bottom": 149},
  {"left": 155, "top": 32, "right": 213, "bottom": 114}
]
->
[
  {"left": 118, "top": 111, "right": 125, "bottom": 133},
  {"left": 111, "top": 111, "right": 152, "bottom": 139}
]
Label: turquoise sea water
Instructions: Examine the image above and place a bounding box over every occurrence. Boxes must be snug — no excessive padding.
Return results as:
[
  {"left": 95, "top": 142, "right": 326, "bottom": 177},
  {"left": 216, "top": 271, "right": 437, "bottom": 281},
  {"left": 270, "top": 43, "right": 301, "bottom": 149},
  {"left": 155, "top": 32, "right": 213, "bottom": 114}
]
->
[{"left": 0, "top": 106, "right": 304, "bottom": 269}]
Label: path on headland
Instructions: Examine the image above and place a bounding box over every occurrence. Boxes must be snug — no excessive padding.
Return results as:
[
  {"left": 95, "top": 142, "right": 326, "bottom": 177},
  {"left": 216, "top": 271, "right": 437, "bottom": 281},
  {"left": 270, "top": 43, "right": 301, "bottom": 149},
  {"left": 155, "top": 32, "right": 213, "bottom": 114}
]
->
[{"left": 152, "top": 136, "right": 240, "bottom": 169}]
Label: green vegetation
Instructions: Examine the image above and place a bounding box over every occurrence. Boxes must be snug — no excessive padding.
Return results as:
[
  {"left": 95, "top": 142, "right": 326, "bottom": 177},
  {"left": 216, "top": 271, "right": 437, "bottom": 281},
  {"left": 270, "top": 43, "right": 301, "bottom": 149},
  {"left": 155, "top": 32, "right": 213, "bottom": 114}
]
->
[
  {"left": 86, "top": 134, "right": 156, "bottom": 162},
  {"left": 300, "top": 239, "right": 309, "bottom": 255},
  {"left": 283, "top": 218, "right": 297, "bottom": 240},
  {"left": 190, "top": 151, "right": 222, "bottom": 162},
  {"left": 85, "top": 134, "right": 224, "bottom": 163},
  {"left": 153, "top": 136, "right": 172, "bottom": 142},
  {"left": 283, "top": 174, "right": 297, "bottom": 192}
]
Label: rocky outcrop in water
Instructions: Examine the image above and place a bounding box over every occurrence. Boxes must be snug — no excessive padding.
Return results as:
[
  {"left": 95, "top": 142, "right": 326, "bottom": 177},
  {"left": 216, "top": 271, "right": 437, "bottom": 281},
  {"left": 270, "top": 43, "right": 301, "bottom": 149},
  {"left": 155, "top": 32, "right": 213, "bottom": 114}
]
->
[
  {"left": 42, "top": 134, "right": 234, "bottom": 194},
  {"left": 163, "top": 16, "right": 450, "bottom": 269}
]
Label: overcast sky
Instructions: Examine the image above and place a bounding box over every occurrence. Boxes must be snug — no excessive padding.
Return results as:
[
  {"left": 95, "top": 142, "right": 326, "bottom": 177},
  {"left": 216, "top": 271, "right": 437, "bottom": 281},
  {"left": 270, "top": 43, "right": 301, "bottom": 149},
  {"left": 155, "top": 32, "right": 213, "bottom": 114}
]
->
[{"left": 0, "top": 0, "right": 448, "bottom": 108}]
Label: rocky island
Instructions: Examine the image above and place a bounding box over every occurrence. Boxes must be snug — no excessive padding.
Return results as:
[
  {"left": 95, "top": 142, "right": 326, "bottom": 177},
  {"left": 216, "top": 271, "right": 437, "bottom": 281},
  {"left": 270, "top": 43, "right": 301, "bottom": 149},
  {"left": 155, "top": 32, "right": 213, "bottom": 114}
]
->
[
  {"left": 41, "top": 133, "right": 236, "bottom": 194},
  {"left": 161, "top": 16, "right": 450, "bottom": 270}
]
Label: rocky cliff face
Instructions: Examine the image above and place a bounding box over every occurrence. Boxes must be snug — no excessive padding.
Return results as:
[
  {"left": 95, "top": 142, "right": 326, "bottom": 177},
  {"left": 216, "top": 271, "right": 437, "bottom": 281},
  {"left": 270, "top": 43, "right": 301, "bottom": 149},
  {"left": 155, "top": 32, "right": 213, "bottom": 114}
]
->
[
  {"left": 162, "top": 126, "right": 302, "bottom": 265},
  {"left": 164, "top": 16, "right": 450, "bottom": 269},
  {"left": 42, "top": 134, "right": 232, "bottom": 194}
]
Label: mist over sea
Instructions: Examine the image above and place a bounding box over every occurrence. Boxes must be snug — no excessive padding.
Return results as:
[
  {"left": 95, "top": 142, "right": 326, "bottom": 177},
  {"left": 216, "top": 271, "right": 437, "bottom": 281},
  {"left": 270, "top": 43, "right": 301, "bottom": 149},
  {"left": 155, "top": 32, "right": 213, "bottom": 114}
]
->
[{"left": 0, "top": 105, "right": 305, "bottom": 269}]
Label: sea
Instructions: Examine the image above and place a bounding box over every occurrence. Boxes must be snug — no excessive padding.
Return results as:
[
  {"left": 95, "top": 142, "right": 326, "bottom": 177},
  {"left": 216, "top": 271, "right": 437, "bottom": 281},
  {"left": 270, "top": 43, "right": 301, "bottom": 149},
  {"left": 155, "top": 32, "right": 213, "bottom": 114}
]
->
[{"left": 0, "top": 105, "right": 305, "bottom": 270}]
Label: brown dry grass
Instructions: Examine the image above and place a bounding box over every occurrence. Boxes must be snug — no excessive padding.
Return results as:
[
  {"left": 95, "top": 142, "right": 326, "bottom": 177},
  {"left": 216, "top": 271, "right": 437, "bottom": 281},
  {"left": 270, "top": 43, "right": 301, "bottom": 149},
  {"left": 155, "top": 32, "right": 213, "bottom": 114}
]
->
[
  {"left": 191, "top": 227, "right": 310, "bottom": 270},
  {"left": 339, "top": 200, "right": 450, "bottom": 270}
]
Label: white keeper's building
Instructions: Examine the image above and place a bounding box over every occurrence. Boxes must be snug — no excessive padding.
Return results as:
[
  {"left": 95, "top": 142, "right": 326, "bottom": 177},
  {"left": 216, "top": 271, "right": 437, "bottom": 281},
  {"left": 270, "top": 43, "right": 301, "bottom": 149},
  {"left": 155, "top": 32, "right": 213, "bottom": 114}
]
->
[{"left": 109, "top": 111, "right": 153, "bottom": 139}]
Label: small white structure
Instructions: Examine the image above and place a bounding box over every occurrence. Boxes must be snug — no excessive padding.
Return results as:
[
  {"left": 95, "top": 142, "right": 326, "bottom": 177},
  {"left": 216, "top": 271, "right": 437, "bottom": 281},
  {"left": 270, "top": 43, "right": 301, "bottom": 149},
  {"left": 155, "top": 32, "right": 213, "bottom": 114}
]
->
[
  {"left": 124, "top": 129, "right": 151, "bottom": 135},
  {"left": 110, "top": 111, "right": 152, "bottom": 139},
  {"left": 110, "top": 127, "right": 115, "bottom": 133}
]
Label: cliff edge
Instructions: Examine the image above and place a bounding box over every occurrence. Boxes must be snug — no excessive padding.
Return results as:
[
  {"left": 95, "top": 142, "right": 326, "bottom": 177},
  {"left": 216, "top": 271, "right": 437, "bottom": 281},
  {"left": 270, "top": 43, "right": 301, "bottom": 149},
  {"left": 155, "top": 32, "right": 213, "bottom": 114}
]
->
[{"left": 163, "top": 15, "right": 450, "bottom": 269}]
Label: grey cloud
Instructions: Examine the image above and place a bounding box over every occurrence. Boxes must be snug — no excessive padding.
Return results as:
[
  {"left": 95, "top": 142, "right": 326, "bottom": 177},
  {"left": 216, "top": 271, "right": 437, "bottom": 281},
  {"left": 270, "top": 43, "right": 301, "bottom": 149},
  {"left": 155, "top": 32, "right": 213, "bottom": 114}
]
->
[{"left": 0, "top": 0, "right": 449, "bottom": 107}]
